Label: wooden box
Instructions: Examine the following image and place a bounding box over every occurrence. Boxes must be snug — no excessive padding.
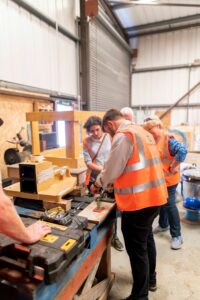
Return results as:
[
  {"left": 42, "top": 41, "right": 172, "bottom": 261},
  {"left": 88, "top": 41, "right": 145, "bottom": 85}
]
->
[{"left": 19, "top": 161, "right": 54, "bottom": 194}]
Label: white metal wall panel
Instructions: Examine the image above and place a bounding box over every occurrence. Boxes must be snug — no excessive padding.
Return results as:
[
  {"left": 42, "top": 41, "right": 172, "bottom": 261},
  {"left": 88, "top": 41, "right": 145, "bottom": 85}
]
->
[
  {"left": 171, "top": 108, "right": 187, "bottom": 126},
  {"left": 131, "top": 27, "right": 200, "bottom": 68},
  {"left": 134, "top": 108, "right": 200, "bottom": 127},
  {"left": 25, "top": 0, "right": 79, "bottom": 34},
  {"left": 58, "top": 33, "right": 77, "bottom": 95},
  {"left": 131, "top": 27, "right": 200, "bottom": 108},
  {"left": 132, "top": 69, "right": 189, "bottom": 106},
  {"left": 171, "top": 108, "right": 200, "bottom": 126},
  {"left": 0, "top": 0, "right": 78, "bottom": 95},
  {"left": 188, "top": 108, "right": 200, "bottom": 125},
  {"left": 189, "top": 68, "right": 200, "bottom": 103}
]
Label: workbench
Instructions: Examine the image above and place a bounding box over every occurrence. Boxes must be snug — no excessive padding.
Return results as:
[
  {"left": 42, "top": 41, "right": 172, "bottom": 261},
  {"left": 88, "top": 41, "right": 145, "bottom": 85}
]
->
[{"left": 0, "top": 203, "right": 115, "bottom": 300}]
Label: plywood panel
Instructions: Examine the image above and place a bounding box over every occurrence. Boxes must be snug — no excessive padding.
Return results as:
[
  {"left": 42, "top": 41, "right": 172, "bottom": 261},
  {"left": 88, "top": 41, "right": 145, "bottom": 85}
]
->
[
  {"left": 0, "top": 94, "right": 51, "bottom": 179},
  {"left": 0, "top": 94, "right": 32, "bottom": 178}
]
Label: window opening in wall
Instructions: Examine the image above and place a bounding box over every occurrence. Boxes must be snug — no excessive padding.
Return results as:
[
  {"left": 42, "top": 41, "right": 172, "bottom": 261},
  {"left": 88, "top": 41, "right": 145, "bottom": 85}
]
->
[{"left": 56, "top": 101, "right": 73, "bottom": 148}]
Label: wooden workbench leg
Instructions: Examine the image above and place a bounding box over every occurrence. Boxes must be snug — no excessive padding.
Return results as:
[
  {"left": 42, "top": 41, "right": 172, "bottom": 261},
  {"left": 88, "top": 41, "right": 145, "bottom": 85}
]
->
[
  {"left": 80, "top": 258, "right": 101, "bottom": 295},
  {"left": 96, "top": 222, "right": 114, "bottom": 281},
  {"left": 96, "top": 237, "right": 111, "bottom": 281},
  {"left": 74, "top": 253, "right": 114, "bottom": 300},
  {"left": 74, "top": 228, "right": 114, "bottom": 300}
]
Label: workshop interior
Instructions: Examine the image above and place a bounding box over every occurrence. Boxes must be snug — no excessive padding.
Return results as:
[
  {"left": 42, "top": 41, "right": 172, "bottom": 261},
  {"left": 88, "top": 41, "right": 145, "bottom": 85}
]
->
[{"left": 0, "top": 1, "right": 200, "bottom": 300}]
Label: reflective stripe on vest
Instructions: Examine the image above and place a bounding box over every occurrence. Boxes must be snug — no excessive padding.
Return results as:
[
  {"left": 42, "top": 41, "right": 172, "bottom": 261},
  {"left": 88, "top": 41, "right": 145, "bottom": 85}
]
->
[
  {"left": 162, "top": 135, "right": 173, "bottom": 172},
  {"left": 124, "top": 132, "right": 161, "bottom": 173},
  {"left": 161, "top": 135, "right": 172, "bottom": 165},
  {"left": 158, "top": 132, "right": 180, "bottom": 186},
  {"left": 124, "top": 156, "right": 161, "bottom": 173},
  {"left": 115, "top": 177, "right": 165, "bottom": 195}
]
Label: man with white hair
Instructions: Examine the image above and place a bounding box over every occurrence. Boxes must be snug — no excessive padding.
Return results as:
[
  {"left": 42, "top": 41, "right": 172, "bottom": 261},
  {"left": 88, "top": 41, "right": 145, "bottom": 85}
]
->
[{"left": 120, "top": 107, "right": 134, "bottom": 122}]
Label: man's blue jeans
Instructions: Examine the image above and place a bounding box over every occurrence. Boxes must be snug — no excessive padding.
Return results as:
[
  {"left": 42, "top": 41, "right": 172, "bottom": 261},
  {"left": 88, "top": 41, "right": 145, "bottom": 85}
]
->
[{"left": 159, "top": 184, "right": 181, "bottom": 238}]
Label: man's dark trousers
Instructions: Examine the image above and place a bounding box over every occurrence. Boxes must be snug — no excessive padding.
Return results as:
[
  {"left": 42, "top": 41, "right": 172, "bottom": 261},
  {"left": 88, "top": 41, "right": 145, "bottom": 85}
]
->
[{"left": 122, "top": 206, "right": 160, "bottom": 300}]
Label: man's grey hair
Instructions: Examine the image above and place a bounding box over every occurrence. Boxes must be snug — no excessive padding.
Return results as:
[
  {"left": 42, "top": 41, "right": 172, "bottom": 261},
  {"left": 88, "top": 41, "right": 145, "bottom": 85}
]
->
[{"left": 120, "top": 107, "right": 134, "bottom": 122}]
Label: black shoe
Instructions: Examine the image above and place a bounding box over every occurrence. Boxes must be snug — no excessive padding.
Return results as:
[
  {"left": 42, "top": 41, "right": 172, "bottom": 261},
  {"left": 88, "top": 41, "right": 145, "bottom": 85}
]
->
[
  {"left": 149, "top": 282, "right": 157, "bottom": 292},
  {"left": 111, "top": 237, "right": 124, "bottom": 251}
]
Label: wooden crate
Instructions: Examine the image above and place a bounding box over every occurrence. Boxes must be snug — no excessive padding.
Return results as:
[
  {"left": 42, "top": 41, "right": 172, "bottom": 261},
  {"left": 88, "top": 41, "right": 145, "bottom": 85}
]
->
[{"left": 26, "top": 111, "right": 105, "bottom": 168}]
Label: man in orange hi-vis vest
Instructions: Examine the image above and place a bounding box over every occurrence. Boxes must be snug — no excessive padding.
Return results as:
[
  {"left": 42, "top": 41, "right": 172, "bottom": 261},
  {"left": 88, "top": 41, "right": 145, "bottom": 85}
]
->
[{"left": 90, "top": 109, "right": 167, "bottom": 300}]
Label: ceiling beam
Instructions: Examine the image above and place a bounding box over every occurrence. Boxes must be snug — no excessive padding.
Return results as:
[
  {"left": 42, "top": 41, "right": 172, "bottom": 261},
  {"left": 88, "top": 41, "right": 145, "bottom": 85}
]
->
[
  {"left": 132, "top": 63, "right": 200, "bottom": 74},
  {"left": 109, "top": 1, "right": 200, "bottom": 10},
  {"left": 100, "top": 0, "right": 129, "bottom": 41},
  {"left": 131, "top": 103, "right": 200, "bottom": 109},
  {"left": 126, "top": 14, "right": 200, "bottom": 32},
  {"left": 129, "top": 22, "right": 200, "bottom": 38}
]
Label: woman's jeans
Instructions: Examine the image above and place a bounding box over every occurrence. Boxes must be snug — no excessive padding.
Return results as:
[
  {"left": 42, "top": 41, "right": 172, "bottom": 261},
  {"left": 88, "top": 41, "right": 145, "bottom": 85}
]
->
[{"left": 159, "top": 184, "right": 181, "bottom": 238}]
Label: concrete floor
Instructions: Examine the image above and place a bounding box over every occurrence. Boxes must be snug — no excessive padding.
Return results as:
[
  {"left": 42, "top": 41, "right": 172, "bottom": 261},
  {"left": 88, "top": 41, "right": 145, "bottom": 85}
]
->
[{"left": 108, "top": 210, "right": 200, "bottom": 300}]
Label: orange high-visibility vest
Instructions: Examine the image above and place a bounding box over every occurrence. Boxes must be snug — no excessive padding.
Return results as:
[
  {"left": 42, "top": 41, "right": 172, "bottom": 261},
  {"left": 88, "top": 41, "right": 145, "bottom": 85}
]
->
[
  {"left": 157, "top": 131, "right": 180, "bottom": 187},
  {"left": 114, "top": 125, "right": 167, "bottom": 212}
]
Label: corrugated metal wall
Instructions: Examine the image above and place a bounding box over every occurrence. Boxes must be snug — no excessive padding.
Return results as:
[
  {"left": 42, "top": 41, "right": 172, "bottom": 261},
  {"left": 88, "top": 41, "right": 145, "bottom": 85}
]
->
[
  {"left": 136, "top": 107, "right": 200, "bottom": 126},
  {"left": 131, "top": 28, "right": 200, "bottom": 68},
  {"left": 132, "top": 69, "right": 190, "bottom": 106},
  {"left": 0, "top": 0, "right": 79, "bottom": 96},
  {"left": 88, "top": 18, "right": 131, "bottom": 111},
  {"left": 130, "top": 27, "right": 200, "bottom": 124},
  {"left": 25, "top": 0, "right": 79, "bottom": 35}
]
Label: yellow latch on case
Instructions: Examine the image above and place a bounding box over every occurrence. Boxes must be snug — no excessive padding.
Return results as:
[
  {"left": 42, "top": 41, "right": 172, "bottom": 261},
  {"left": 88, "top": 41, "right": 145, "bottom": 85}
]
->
[
  {"left": 60, "top": 239, "right": 76, "bottom": 251},
  {"left": 41, "top": 234, "right": 59, "bottom": 243}
]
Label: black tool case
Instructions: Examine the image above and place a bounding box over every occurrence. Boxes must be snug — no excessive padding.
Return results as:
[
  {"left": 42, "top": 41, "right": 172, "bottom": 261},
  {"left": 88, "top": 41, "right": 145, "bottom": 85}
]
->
[{"left": 0, "top": 217, "right": 86, "bottom": 284}]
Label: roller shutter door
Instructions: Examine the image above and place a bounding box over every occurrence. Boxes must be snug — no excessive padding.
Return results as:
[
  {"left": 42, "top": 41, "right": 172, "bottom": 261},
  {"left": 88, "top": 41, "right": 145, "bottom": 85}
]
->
[{"left": 88, "top": 17, "right": 131, "bottom": 111}]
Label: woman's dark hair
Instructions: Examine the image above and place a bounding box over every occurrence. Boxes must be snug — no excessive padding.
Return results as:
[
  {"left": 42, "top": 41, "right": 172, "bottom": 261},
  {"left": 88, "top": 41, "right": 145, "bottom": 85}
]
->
[{"left": 84, "top": 116, "right": 102, "bottom": 133}]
